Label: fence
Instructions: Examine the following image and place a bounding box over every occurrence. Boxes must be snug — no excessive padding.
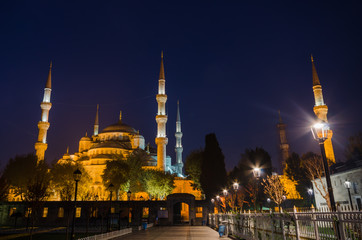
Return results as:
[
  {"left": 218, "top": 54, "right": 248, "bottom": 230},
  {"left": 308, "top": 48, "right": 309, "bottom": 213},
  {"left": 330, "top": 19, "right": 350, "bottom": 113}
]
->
[
  {"left": 209, "top": 207, "right": 362, "bottom": 240},
  {"left": 77, "top": 227, "right": 132, "bottom": 240}
]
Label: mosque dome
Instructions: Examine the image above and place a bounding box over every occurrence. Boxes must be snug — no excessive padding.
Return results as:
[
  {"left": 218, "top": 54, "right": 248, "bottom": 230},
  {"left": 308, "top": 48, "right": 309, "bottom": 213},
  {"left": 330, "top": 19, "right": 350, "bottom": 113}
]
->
[
  {"left": 100, "top": 111, "right": 137, "bottom": 134},
  {"left": 101, "top": 121, "right": 137, "bottom": 134}
]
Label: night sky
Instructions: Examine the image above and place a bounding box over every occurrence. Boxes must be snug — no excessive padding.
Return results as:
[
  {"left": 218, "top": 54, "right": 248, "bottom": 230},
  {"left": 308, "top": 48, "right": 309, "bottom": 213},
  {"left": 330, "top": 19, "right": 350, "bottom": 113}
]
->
[{"left": 1, "top": 1, "right": 361, "bottom": 172}]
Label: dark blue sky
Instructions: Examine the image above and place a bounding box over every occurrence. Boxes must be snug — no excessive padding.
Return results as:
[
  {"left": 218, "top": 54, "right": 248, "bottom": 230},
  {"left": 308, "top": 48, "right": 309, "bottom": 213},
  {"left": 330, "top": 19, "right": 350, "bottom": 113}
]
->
[{"left": 0, "top": 1, "right": 361, "bottom": 171}]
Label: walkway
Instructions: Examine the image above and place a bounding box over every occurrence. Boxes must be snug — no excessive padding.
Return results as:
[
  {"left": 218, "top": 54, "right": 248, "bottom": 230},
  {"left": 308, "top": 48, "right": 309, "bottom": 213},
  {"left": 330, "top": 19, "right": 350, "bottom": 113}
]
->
[{"left": 113, "top": 226, "right": 231, "bottom": 240}]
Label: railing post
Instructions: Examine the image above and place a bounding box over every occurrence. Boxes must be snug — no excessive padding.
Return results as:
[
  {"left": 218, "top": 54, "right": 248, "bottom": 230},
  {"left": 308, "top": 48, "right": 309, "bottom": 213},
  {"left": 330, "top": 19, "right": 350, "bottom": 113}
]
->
[
  {"left": 294, "top": 206, "right": 301, "bottom": 240},
  {"left": 311, "top": 205, "right": 320, "bottom": 240},
  {"left": 337, "top": 205, "right": 346, "bottom": 240}
]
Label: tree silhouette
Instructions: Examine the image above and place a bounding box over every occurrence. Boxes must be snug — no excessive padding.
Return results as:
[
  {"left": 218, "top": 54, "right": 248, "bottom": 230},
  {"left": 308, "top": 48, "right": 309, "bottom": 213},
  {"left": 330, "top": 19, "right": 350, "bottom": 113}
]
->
[{"left": 200, "top": 133, "right": 227, "bottom": 199}]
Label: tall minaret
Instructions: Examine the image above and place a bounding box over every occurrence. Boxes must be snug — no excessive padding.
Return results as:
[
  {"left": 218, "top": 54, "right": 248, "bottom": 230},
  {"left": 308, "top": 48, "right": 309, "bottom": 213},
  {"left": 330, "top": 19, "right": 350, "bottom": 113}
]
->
[
  {"left": 34, "top": 62, "right": 52, "bottom": 162},
  {"left": 175, "top": 101, "right": 184, "bottom": 175},
  {"left": 93, "top": 104, "right": 99, "bottom": 136},
  {"left": 155, "top": 52, "right": 168, "bottom": 171},
  {"left": 311, "top": 55, "right": 335, "bottom": 163},
  {"left": 277, "top": 110, "right": 290, "bottom": 173}
]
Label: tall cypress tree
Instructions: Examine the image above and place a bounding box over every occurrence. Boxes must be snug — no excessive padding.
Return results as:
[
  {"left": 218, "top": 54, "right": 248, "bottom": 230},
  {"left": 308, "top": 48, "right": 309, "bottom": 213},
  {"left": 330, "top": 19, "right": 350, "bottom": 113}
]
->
[{"left": 200, "top": 133, "right": 227, "bottom": 199}]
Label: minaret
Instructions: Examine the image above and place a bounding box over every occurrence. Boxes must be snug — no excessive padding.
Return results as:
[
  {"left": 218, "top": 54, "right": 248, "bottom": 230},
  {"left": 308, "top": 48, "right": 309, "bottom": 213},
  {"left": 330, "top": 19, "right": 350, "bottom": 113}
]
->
[
  {"left": 93, "top": 104, "right": 99, "bottom": 136},
  {"left": 34, "top": 62, "right": 52, "bottom": 161},
  {"left": 175, "top": 101, "right": 184, "bottom": 175},
  {"left": 155, "top": 52, "right": 168, "bottom": 171},
  {"left": 311, "top": 55, "right": 335, "bottom": 163},
  {"left": 277, "top": 110, "right": 290, "bottom": 172}
]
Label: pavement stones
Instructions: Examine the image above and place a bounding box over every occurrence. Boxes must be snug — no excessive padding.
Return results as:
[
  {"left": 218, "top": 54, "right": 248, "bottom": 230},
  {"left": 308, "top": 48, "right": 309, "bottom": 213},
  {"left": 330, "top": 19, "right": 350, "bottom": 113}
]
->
[{"left": 113, "top": 226, "right": 231, "bottom": 240}]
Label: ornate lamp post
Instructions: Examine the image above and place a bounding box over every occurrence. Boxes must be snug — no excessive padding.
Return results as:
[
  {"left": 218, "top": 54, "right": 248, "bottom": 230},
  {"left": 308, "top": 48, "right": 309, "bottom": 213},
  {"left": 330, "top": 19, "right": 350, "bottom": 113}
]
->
[
  {"left": 311, "top": 121, "right": 337, "bottom": 212},
  {"left": 344, "top": 180, "right": 353, "bottom": 210},
  {"left": 307, "top": 188, "right": 314, "bottom": 207},
  {"left": 108, "top": 183, "right": 114, "bottom": 231},
  {"left": 222, "top": 189, "right": 228, "bottom": 213},
  {"left": 71, "top": 168, "right": 82, "bottom": 240},
  {"left": 233, "top": 182, "right": 239, "bottom": 211},
  {"left": 252, "top": 168, "right": 261, "bottom": 211}
]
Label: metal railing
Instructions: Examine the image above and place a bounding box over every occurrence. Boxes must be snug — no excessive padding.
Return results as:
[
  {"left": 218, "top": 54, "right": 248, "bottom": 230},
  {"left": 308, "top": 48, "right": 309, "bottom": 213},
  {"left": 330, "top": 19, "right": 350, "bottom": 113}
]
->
[
  {"left": 209, "top": 207, "right": 362, "bottom": 240},
  {"left": 77, "top": 227, "right": 132, "bottom": 240}
]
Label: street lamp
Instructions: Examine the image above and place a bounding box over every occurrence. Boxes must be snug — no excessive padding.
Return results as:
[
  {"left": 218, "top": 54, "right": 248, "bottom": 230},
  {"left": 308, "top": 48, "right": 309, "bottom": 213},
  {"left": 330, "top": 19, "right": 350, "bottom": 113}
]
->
[
  {"left": 108, "top": 183, "right": 114, "bottom": 231},
  {"left": 344, "top": 180, "right": 353, "bottom": 210},
  {"left": 311, "top": 120, "right": 337, "bottom": 212},
  {"left": 252, "top": 167, "right": 261, "bottom": 211},
  {"left": 71, "top": 168, "right": 82, "bottom": 240},
  {"left": 232, "top": 183, "right": 239, "bottom": 212},
  {"left": 223, "top": 189, "right": 228, "bottom": 196},
  {"left": 307, "top": 188, "right": 313, "bottom": 207}
]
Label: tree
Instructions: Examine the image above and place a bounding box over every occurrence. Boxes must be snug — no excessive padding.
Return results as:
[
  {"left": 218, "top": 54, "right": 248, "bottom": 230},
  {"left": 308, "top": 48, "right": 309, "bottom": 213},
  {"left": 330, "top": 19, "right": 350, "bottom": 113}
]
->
[
  {"left": 234, "top": 147, "right": 273, "bottom": 210},
  {"left": 50, "top": 161, "right": 92, "bottom": 201},
  {"left": 200, "top": 133, "right": 227, "bottom": 199},
  {"left": 3, "top": 153, "right": 49, "bottom": 201},
  {"left": 126, "top": 149, "right": 149, "bottom": 193},
  {"left": 142, "top": 170, "right": 175, "bottom": 200},
  {"left": 284, "top": 152, "right": 312, "bottom": 206},
  {"left": 0, "top": 174, "right": 9, "bottom": 201},
  {"left": 345, "top": 131, "right": 362, "bottom": 162},
  {"left": 262, "top": 175, "right": 286, "bottom": 212},
  {"left": 102, "top": 157, "right": 129, "bottom": 196},
  {"left": 302, "top": 152, "right": 331, "bottom": 210},
  {"left": 184, "top": 149, "right": 203, "bottom": 191}
]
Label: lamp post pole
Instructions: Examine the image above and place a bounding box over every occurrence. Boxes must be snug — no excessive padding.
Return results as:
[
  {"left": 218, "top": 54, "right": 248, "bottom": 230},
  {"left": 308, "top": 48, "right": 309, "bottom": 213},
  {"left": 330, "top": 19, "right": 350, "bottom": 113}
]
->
[
  {"left": 71, "top": 169, "right": 82, "bottom": 240},
  {"left": 233, "top": 182, "right": 239, "bottom": 212},
  {"left": 127, "top": 190, "right": 131, "bottom": 227},
  {"left": 344, "top": 180, "right": 353, "bottom": 211},
  {"left": 252, "top": 168, "right": 261, "bottom": 211},
  {"left": 311, "top": 121, "right": 337, "bottom": 212}
]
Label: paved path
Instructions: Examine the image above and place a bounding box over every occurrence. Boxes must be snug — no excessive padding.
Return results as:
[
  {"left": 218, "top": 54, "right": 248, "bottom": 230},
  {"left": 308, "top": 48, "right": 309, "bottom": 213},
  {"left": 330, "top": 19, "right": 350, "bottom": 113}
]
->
[{"left": 113, "top": 226, "right": 231, "bottom": 240}]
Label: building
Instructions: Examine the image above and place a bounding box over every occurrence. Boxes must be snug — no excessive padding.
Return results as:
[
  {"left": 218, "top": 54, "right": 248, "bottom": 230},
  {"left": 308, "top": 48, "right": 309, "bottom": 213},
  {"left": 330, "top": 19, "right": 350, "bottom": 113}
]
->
[
  {"left": 313, "top": 163, "right": 362, "bottom": 211},
  {"left": 33, "top": 54, "right": 201, "bottom": 202}
]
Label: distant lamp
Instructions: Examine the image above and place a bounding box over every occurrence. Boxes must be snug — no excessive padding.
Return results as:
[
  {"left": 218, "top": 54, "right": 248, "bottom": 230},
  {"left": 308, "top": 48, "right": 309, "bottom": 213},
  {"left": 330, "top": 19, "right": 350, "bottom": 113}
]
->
[
  {"left": 253, "top": 168, "right": 261, "bottom": 178},
  {"left": 216, "top": 195, "right": 220, "bottom": 200},
  {"left": 311, "top": 121, "right": 329, "bottom": 142},
  {"left": 307, "top": 188, "right": 313, "bottom": 196},
  {"left": 233, "top": 182, "right": 239, "bottom": 190},
  {"left": 211, "top": 198, "right": 215, "bottom": 204},
  {"left": 344, "top": 179, "right": 354, "bottom": 210},
  {"left": 223, "top": 189, "right": 228, "bottom": 196},
  {"left": 73, "top": 168, "right": 82, "bottom": 182},
  {"left": 282, "top": 195, "right": 287, "bottom": 201},
  {"left": 267, "top": 198, "right": 271, "bottom": 203}
]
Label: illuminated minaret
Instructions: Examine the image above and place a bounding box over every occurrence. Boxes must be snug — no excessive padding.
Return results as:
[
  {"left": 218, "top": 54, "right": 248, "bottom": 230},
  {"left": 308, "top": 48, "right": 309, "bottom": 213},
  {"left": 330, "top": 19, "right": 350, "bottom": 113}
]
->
[
  {"left": 311, "top": 55, "right": 335, "bottom": 163},
  {"left": 93, "top": 104, "right": 99, "bottom": 136},
  {"left": 277, "top": 110, "right": 290, "bottom": 172},
  {"left": 155, "top": 52, "right": 168, "bottom": 171},
  {"left": 34, "top": 62, "right": 52, "bottom": 161},
  {"left": 175, "top": 101, "right": 183, "bottom": 174}
]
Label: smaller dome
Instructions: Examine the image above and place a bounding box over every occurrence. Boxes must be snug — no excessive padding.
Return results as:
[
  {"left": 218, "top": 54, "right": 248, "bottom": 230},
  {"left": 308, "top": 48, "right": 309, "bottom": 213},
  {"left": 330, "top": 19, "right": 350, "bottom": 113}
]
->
[
  {"left": 80, "top": 136, "right": 92, "bottom": 141},
  {"left": 80, "top": 132, "right": 92, "bottom": 141}
]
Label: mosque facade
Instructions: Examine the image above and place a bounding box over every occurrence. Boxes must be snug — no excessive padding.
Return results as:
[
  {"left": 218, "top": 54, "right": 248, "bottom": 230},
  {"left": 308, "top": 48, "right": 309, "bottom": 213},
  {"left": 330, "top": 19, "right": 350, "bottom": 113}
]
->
[{"left": 35, "top": 54, "right": 201, "bottom": 201}]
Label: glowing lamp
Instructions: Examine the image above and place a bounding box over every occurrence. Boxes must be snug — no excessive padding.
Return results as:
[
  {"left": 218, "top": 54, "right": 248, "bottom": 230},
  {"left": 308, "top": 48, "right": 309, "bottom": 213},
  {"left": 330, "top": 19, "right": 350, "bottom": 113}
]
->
[
  {"left": 223, "top": 189, "right": 228, "bottom": 196},
  {"left": 307, "top": 188, "right": 313, "bottom": 196},
  {"left": 233, "top": 182, "right": 239, "bottom": 190},
  {"left": 253, "top": 168, "right": 261, "bottom": 178},
  {"left": 311, "top": 121, "right": 329, "bottom": 142}
]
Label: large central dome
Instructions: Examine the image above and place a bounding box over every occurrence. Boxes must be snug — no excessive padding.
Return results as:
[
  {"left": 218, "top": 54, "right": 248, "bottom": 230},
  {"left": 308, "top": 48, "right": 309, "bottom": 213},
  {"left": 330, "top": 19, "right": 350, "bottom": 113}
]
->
[{"left": 101, "top": 120, "right": 137, "bottom": 134}]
